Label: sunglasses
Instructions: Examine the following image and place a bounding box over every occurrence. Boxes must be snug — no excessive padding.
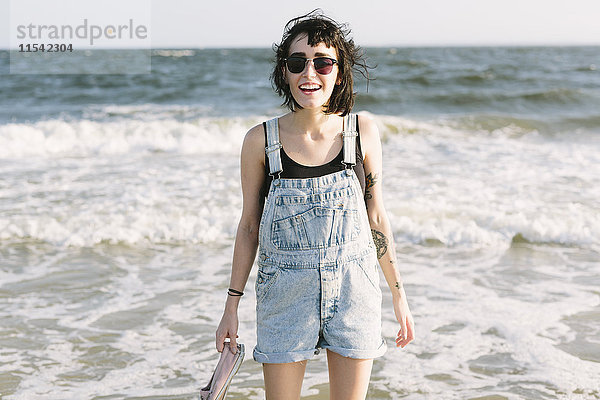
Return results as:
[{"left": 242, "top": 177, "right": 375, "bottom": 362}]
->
[{"left": 284, "top": 56, "right": 338, "bottom": 75}]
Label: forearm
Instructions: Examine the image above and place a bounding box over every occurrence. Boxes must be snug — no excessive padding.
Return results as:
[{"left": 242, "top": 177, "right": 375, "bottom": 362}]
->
[
  {"left": 369, "top": 213, "right": 405, "bottom": 300},
  {"left": 224, "top": 221, "right": 259, "bottom": 313}
]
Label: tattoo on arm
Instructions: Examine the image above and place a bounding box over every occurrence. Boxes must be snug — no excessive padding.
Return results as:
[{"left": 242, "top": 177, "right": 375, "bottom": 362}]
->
[
  {"left": 395, "top": 279, "right": 404, "bottom": 290},
  {"left": 371, "top": 229, "right": 388, "bottom": 259},
  {"left": 364, "top": 172, "right": 379, "bottom": 200}
]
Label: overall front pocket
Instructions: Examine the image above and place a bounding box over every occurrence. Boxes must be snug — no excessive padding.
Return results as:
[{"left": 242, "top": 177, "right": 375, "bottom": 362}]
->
[
  {"left": 271, "top": 206, "right": 359, "bottom": 250},
  {"left": 255, "top": 263, "right": 281, "bottom": 302}
]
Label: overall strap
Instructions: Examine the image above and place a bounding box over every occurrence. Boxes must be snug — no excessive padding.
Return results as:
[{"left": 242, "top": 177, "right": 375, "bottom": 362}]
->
[
  {"left": 264, "top": 117, "right": 283, "bottom": 177},
  {"left": 342, "top": 113, "right": 358, "bottom": 168}
]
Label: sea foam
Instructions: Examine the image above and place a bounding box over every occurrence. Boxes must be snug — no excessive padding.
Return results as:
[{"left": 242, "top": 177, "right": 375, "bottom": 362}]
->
[{"left": 1, "top": 113, "right": 598, "bottom": 249}]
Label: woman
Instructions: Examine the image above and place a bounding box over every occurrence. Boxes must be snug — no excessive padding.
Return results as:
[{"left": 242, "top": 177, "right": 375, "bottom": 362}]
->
[{"left": 216, "top": 10, "right": 415, "bottom": 399}]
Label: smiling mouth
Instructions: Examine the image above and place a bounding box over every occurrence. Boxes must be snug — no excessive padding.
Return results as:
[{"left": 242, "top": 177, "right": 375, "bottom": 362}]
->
[{"left": 299, "top": 84, "right": 322, "bottom": 93}]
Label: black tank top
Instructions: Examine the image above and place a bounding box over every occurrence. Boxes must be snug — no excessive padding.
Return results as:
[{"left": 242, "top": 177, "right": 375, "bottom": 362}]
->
[{"left": 259, "top": 119, "right": 366, "bottom": 201}]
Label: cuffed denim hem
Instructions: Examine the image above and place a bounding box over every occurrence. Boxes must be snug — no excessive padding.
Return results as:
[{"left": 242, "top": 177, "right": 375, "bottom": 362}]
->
[
  {"left": 321, "top": 340, "right": 387, "bottom": 360},
  {"left": 253, "top": 347, "right": 321, "bottom": 364}
]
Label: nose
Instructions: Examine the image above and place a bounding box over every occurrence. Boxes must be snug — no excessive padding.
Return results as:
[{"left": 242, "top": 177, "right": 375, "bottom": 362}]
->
[{"left": 303, "top": 59, "right": 318, "bottom": 77}]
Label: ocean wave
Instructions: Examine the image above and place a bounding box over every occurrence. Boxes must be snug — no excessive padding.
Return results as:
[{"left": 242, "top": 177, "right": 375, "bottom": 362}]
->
[
  {"left": 152, "top": 49, "right": 196, "bottom": 57},
  {"left": 1, "top": 111, "right": 598, "bottom": 249},
  {"left": 389, "top": 205, "right": 600, "bottom": 248},
  {"left": 519, "top": 88, "right": 588, "bottom": 104},
  {"left": 386, "top": 58, "right": 430, "bottom": 68},
  {"left": 368, "top": 112, "right": 545, "bottom": 140},
  {"left": 563, "top": 114, "right": 600, "bottom": 130},
  {"left": 0, "top": 115, "right": 262, "bottom": 158},
  {"left": 82, "top": 103, "right": 215, "bottom": 120},
  {"left": 442, "top": 114, "right": 547, "bottom": 136},
  {"left": 575, "top": 64, "right": 597, "bottom": 72},
  {"left": 2, "top": 110, "right": 598, "bottom": 160},
  {"left": 0, "top": 112, "right": 437, "bottom": 159},
  {"left": 426, "top": 87, "right": 593, "bottom": 108},
  {"left": 1, "top": 198, "right": 597, "bottom": 248}
]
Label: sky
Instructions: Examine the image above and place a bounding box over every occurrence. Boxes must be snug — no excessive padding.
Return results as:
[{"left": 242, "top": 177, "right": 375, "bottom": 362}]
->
[{"left": 2, "top": 0, "right": 600, "bottom": 49}]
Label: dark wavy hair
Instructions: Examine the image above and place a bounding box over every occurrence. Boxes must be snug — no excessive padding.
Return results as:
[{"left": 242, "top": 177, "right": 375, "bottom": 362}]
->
[{"left": 271, "top": 10, "right": 372, "bottom": 116}]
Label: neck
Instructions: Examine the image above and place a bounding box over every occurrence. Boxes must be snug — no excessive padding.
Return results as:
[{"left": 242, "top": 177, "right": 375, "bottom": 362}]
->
[{"left": 288, "top": 108, "right": 339, "bottom": 135}]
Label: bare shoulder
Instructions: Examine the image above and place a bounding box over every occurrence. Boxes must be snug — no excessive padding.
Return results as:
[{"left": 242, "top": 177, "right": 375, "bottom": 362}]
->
[
  {"left": 242, "top": 123, "right": 266, "bottom": 166},
  {"left": 357, "top": 113, "right": 381, "bottom": 159},
  {"left": 244, "top": 123, "right": 265, "bottom": 150}
]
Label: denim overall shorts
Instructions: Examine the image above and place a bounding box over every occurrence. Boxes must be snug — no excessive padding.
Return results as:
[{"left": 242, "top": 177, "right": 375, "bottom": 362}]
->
[{"left": 253, "top": 114, "right": 387, "bottom": 364}]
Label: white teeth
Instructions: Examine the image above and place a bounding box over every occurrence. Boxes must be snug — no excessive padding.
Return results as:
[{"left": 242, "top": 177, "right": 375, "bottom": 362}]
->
[{"left": 300, "top": 84, "right": 320, "bottom": 90}]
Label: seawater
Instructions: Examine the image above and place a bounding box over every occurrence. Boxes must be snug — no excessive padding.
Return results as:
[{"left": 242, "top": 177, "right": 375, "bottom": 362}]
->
[{"left": 0, "top": 47, "right": 599, "bottom": 399}]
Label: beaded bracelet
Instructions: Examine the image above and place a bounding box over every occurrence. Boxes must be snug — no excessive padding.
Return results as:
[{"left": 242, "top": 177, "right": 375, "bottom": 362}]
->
[{"left": 227, "top": 288, "right": 244, "bottom": 297}]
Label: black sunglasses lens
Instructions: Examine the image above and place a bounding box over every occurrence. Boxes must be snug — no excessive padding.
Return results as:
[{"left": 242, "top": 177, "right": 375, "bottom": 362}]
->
[
  {"left": 314, "top": 58, "right": 334, "bottom": 74},
  {"left": 286, "top": 57, "right": 306, "bottom": 73},
  {"left": 286, "top": 57, "right": 335, "bottom": 74}
]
